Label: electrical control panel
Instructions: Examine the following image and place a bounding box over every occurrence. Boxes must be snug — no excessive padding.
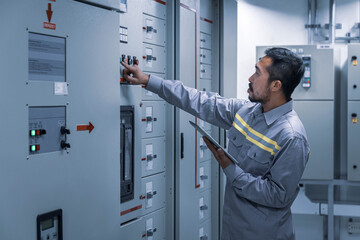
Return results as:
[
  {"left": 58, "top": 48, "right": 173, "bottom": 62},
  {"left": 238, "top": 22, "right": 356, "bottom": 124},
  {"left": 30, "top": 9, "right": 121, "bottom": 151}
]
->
[
  {"left": 347, "top": 44, "right": 360, "bottom": 181},
  {"left": 29, "top": 106, "right": 68, "bottom": 154}
]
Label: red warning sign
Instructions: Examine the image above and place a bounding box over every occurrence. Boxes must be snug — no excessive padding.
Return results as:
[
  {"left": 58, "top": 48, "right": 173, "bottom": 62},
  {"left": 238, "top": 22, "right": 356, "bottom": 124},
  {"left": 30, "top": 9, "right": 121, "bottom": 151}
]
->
[
  {"left": 44, "top": 22, "right": 56, "bottom": 30},
  {"left": 44, "top": 3, "right": 56, "bottom": 30}
]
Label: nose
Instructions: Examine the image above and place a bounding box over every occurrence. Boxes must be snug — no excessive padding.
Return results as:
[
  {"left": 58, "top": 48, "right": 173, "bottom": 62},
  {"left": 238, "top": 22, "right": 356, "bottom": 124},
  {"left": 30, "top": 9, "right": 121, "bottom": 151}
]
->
[{"left": 248, "top": 74, "right": 254, "bottom": 83}]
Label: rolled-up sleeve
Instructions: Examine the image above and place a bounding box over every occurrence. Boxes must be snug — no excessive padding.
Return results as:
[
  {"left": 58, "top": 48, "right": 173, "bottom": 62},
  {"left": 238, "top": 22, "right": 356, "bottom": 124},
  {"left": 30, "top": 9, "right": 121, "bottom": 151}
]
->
[
  {"left": 146, "top": 75, "right": 247, "bottom": 129},
  {"left": 223, "top": 136, "right": 310, "bottom": 208}
]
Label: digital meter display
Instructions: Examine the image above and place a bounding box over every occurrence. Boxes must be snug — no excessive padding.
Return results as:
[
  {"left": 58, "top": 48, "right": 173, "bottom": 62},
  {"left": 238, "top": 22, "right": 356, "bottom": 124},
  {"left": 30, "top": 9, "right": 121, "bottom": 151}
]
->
[{"left": 41, "top": 219, "right": 54, "bottom": 231}]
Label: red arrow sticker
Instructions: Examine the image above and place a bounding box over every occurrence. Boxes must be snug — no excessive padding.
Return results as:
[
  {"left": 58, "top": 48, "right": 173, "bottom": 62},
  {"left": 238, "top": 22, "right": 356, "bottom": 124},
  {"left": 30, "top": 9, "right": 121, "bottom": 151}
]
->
[
  {"left": 44, "top": 3, "right": 56, "bottom": 30},
  {"left": 46, "top": 3, "right": 53, "bottom": 22},
  {"left": 77, "top": 122, "right": 95, "bottom": 133}
]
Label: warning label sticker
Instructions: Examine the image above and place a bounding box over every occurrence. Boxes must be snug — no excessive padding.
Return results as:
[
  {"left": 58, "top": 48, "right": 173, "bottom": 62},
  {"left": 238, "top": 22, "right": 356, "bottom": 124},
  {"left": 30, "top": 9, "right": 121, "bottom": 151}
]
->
[{"left": 28, "top": 33, "right": 65, "bottom": 82}]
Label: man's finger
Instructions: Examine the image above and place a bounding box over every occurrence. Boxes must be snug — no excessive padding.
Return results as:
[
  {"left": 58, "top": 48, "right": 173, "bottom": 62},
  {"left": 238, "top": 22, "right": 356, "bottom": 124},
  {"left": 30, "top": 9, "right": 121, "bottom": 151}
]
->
[
  {"left": 124, "top": 74, "right": 137, "bottom": 83},
  {"left": 121, "top": 61, "right": 137, "bottom": 72},
  {"left": 217, "top": 148, "right": 226, "bottom": 160},
  {"left": 203, "top": 137, "right": 219, "bottom": 158}
]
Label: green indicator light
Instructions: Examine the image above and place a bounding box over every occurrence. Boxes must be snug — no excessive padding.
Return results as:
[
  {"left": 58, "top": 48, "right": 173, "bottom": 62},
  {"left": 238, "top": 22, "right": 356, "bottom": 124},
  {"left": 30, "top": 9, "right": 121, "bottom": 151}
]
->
[
  {"left": 31, "top": 145, "right": 36, "bottom": 152},
  {"left": 30, "top": 130, "right": 36, "bottom": 136}
]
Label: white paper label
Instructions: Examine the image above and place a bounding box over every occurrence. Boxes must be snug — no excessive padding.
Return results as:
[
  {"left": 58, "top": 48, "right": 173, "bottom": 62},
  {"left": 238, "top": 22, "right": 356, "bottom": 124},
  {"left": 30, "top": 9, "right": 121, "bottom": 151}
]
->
[
  {"left": 29, "top": 33, "right": 65, "bottom": 82},
  {"left": 199, "top": 227, "right": 204, "bottom": 238},
  {"left": 145, "top": 90, "right": 153, "bottom": 96},
  {"left": 146, "top": 107, "right": 153, "bottom": 132},
  {"left": 146, "top": 144, "right": 154, "bottom": 171},
  {"left": 200, "top": 167, "right": 204, "bottom": 188},
  {"left": 317, "top": 44, "right": 333, "bottom": 49},
  {"left": 146, "top": 218, "right": 153, "bottom": 240},
  {"left": 54, "top": 82, "right": 68, "bottom": 95},
  {"left": 146, "top": 182, "right": 153, "bottom": 209},
  {"left": 200, "top": 138, "right": 204, "bottom": 158},
  {"left": 146, "top": 48, "right": 153, "bottom": 67},
  {"left": 199, "top": 197, "right": 204, "bottom": 219}
]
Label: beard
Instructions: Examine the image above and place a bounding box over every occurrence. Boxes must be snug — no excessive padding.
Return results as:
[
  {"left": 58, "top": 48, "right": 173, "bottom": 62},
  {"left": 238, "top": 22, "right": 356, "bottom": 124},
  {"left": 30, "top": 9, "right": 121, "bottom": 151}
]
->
[{"left": 248, "top": 84, "right": 271, "bottom": 104}]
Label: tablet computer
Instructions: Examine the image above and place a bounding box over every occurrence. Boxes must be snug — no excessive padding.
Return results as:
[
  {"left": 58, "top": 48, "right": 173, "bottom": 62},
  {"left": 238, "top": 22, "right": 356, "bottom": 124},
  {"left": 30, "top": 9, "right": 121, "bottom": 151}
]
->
[{"left": 189, "top": 121, "right": 239, "bottom": 165}]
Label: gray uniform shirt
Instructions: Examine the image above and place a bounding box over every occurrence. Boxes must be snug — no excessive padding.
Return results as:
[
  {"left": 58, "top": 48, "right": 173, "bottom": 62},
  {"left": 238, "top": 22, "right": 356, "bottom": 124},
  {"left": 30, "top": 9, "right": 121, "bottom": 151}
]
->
[{"left": 146, "top": 75, "right": 310, "bottom": 240}]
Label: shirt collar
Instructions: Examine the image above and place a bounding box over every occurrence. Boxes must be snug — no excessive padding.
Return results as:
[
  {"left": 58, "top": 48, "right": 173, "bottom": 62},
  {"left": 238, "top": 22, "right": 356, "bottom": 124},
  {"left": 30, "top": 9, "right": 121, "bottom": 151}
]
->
[{"left": 263, "top": 100, "right": 293, "bottom": 125}]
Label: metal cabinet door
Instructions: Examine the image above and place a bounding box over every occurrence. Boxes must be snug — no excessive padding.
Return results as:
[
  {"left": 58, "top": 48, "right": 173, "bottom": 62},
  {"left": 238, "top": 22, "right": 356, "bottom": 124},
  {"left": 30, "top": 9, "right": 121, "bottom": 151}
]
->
[
  {"left": 199, "top": 189, "right": 211, "bottom": 222},
  {"left": 142, "top": 44, "right": 166, "bottom": 73},
  {"left": 141, "top": 137, "right": 166, "bottom": 177},
  {"left": 143, "top": 14, "right": 166, "bottom": 46},
  {"left": 294, "top": 100, "right": 334, "bottom": 180},
  {"left": 142, "top": 0, "right": 166, "bottom": 19},
  {"left": 200, "top": 49, "right": 212, "bottom": 65},
  {"left": 200, "top": 32, "right": 212, "bottom": 50},
  {"left": 140, "top": 101, "right": 166, "bottom": 138},
  {"left": 348, "top": 44, "right": 360, "bottom": 100},
  {"left": 198, "top": 134, "right": 212, "bottom": 162},
  {"left": 348, "top": 101, "right": 360, "bottom": 181},
  {"left": 200, "top": 64, "right": 212, "bottom": 80},
  {"left": 199, "top": 219, "right": 212, "bottom": 240},
  {"left": 141, "top": 173, "right": 166, "bottom": 215},
  {"left": 199, "top": 79, "right": 212, "bottom": 91},
  {"left": 199, "top": 160, "right": 212, "bottom": 191}
]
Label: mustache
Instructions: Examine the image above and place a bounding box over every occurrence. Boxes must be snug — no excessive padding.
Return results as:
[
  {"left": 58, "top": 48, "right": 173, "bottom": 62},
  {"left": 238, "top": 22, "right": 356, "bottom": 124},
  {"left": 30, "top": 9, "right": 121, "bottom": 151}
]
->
[{"left": 249, "top": 83, "right": 253, "bottom": 92}]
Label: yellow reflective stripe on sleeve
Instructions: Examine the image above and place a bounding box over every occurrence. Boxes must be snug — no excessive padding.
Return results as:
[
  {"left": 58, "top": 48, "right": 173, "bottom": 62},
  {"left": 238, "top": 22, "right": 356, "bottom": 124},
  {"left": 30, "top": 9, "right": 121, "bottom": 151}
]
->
[
  {"left": 235, "top": 113, "right": 281, "bottom": 150},
  {"left": 232, "top": 122, "right": 275, "bottom": 155}
]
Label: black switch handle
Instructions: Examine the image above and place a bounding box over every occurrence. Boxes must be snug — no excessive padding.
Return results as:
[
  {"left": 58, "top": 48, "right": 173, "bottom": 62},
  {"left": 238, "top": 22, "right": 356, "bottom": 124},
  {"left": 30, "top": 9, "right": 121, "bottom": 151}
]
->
[
  {"left": 61, "top": 140, "right": 71, "bottom": 149},
  {"left": 60, "top": 126, "right": 71, "bottom": 135},
  {"left": 181, "top": 133, "right": 184, "bottom": 159}
]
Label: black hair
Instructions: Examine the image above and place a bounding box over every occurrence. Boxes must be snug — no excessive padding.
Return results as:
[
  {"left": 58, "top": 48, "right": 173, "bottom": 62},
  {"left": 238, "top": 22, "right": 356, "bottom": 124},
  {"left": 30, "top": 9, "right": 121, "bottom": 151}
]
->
[{"left": 264, "top": 47, "right": 305, "bottom": 101}]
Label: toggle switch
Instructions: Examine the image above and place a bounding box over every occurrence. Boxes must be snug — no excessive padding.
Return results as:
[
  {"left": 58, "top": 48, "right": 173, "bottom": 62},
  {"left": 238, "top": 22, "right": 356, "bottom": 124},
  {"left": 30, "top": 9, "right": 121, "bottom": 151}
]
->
[
  {"left": 145, "top": 55, "right": 156, "bottom": 61},
  {"left": 121, "top": 54, "right": 126, "bottom": 63},
  {"left": 200, "top": 145, "right": 208, "bottom": 150},
  {"left": 60, "top": 140, "right": 71, "bottom": 149},
  {"left": 200, "top": 204, "right": 208, "bottom": 210},
  {"left": 200, "top": 175, "right": 208, "bottom": 180},
  {"left": 133, "top": 56, "right": 137, "bottom": 65},
  {"left": 127, "top": 55, "right": 133, "bottom": 65},
  {"left": 200, "top": 235, "right": 209, "bottom": 240},
  {"left": 60, "top": 126, "right": 70, "bottom": 135},
  {"left": 147, "top": 229, "right": 153, "bottom": 237}
]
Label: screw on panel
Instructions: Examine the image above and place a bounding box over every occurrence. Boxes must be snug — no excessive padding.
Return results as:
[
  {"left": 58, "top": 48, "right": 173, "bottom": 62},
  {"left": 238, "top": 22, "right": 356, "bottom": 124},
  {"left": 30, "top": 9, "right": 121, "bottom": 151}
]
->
[
  {"left": 354, "top": 85, "right": 357, "bottom": 89},
  {"left": 26, "top": 104, "right": 29, "bottom": 106},
  {"left": 66, "top": 102, "right": 69, "bottom": 105},
  {"left": 26, "top": 156, "right": 29, "bottom": 160},
  {"left": 66, "top": 34, "right": 69, "bottom": 38},
  {"left": 26, "top": 27, "right": 28, "bottom": 31},
  {"left": 139, "top": 102, "right": 143, "bottom": 107},
  {"left": 26, "top": 82, "right": 29, "bottom": 85}
]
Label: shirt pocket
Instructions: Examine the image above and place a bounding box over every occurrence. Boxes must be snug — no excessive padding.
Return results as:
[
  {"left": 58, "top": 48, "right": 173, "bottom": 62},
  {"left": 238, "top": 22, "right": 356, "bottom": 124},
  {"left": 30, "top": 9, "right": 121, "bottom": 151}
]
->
[
  {"left": 246, "top": 147, "right": 272, "bottom": 176},
  {"left": 227, "top": 128, "right": 245, "bottom": 160}
]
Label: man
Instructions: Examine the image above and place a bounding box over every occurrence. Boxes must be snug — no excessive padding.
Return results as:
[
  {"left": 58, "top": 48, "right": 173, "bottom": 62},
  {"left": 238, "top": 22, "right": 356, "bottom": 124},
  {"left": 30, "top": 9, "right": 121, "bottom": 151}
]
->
[{"left": 121, "top": 47, "right": 310, "bottom": 240}]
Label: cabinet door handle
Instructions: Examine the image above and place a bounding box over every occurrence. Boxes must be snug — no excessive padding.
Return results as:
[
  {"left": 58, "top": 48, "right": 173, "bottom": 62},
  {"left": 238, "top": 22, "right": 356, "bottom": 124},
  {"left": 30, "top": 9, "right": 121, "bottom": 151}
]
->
[{"left": 181, "top": 133, "right": 184, "bottom": 159}]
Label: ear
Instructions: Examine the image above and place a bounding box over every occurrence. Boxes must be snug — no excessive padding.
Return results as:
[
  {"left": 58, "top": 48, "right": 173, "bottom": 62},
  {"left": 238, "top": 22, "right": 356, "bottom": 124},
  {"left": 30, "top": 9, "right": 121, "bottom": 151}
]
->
[{"left": 271, "top": 80, "right": 282, "bottom": 92}]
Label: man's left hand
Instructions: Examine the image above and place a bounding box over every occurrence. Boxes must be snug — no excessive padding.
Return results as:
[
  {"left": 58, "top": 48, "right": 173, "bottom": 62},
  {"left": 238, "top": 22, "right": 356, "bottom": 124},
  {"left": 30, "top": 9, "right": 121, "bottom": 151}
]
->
[{"left": 203, "top": 136, "right": 232, "bottom": 170}]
